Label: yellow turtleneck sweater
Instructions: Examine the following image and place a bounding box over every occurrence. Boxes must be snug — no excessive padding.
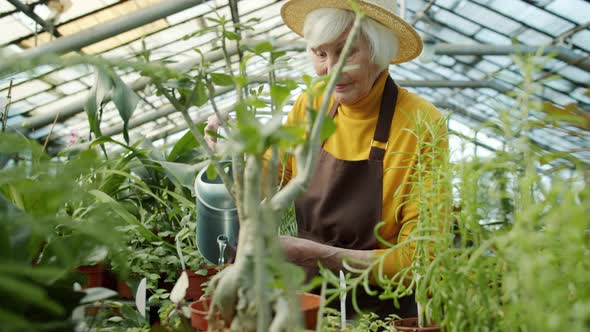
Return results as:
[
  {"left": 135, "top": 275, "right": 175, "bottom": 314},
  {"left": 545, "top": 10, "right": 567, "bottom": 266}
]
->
[{"left": 281, "top": 70, "right": 448, "bottom": 278}]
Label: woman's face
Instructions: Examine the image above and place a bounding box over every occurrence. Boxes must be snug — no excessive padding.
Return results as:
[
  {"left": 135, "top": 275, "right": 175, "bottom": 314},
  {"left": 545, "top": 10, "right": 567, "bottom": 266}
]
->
[{"left": 310, "top": 31, "right": 382, "bottom": 105}]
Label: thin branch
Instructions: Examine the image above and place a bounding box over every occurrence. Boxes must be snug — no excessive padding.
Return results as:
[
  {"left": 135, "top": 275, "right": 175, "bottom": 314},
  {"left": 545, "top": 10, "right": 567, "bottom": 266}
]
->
[
  {"left": 1, "top": 80, "right": 13, "bottom": 133},
  {"left": 270, "top": 12, "right": 365, "bottom": 211},
  {"left": 205, "top": 77, "right": 233, "bottom": 136},
  {"left": 243, "top": 156, "right": 269, "bottom": 330},
  {"left": 154, "top": 82, "right": 235, "bottom": 197},
  {"left": 42, "top": 111, "right": 61, "bottom": 152}
]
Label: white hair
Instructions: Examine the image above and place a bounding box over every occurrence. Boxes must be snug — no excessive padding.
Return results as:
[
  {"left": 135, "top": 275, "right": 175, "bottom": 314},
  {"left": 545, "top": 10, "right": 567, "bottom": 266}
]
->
[{"left": 303, "top": 8, "right": 399, "bottom": 70}]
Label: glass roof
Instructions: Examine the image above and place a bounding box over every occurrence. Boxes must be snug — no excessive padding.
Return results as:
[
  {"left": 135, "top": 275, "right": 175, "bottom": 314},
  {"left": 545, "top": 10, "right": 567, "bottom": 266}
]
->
[{"left": 0, "top": 0, "right": 588, "bottom": 166}]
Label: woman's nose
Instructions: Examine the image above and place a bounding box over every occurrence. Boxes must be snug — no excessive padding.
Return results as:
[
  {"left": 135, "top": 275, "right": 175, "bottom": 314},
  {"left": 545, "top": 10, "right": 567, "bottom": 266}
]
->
[{"left": 326, "top": 54, "right": 339, "bottom": 74}]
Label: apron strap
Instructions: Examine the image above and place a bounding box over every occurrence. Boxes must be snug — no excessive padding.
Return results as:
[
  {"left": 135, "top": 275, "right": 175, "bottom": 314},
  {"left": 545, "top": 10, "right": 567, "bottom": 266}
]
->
[{"left": 369, "top": 76, "right": 398, "bottom": 161}]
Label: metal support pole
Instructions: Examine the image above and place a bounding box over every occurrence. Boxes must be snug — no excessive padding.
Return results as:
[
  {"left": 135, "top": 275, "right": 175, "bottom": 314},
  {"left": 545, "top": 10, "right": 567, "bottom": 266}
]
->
[
  {"left": 0, "top": 0, "right": 204, "bottom": 73},
  {"left": 7, "top": 0, "right": 61, "bottom": 38}
]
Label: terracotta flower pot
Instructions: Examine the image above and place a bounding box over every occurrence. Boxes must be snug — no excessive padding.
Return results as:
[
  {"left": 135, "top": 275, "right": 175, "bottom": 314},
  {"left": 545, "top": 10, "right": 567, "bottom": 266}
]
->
[
  {"left": 185, "top": 265, "right": 220, "bottom": 300},
  {"left": 190, "top": 292, "right": 321, "bottom": 331},
  {"left": 116, "top": 279, "right": 133, "bottom": 299},
  {"left": 189, "top": 297, "right": 209, "bottom": 330},
  {"left": 189, "top": 297, "right": 228, "bottom": 331},
  {"left": 393, "top": 317, "right": 440, "bottom": 332},
  {"left": 300, "top": 292, "right": 321, "bottom": 330},
  {"left": 77, "top": 264, "right": 115, "bottom": 289}
]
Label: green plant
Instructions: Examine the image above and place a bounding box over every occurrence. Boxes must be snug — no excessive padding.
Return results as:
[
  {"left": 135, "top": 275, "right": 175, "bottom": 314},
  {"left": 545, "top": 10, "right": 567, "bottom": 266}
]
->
[
  {"left": 416, "top": 52, "right": 590, "bottom": 331},
  {"left": 319, "top": 51, "right": 589, "bottom": 332},
  {"left": 0, "top": 133, "right": 132, "bottom": 331}
]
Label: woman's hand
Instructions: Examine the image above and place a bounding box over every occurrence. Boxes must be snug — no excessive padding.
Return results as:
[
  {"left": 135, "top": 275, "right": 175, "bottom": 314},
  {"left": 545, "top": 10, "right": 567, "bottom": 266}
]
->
[
  {"left": 279, "top": 236, "right": 373, "bottom": 274},
  {"left": 204, "top": 114, "right": 221, "bottom": 151}
]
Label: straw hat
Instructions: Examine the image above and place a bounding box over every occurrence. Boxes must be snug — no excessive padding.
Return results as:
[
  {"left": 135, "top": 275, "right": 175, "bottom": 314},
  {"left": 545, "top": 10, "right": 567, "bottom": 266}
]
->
[{"left": 281, "top": 0, "right": 423, "bottom": 64}]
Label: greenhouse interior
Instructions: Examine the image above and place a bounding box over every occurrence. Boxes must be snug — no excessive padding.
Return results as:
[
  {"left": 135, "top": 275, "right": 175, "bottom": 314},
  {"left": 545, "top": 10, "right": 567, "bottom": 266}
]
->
[{"left": 0, "top": 0, "right": 588, "bottom": 331}]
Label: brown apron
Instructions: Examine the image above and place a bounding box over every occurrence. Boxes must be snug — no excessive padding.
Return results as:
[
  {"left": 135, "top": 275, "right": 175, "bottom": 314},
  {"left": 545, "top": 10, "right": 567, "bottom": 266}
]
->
[{"left": 294, "top": 75, "right": 417, "bottom": 318}]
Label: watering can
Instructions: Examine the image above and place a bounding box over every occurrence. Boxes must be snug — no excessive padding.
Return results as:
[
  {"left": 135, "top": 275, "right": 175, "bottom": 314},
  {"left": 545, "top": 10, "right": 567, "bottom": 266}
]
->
[{"left": 194, "top": 162, "right": 239, "bottom": 265}]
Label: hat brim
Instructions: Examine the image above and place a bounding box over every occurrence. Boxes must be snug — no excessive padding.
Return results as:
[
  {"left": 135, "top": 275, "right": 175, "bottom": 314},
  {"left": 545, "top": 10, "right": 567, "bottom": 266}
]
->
[{"left": 281, "top": 0, "right": 423, "bottom": 64}]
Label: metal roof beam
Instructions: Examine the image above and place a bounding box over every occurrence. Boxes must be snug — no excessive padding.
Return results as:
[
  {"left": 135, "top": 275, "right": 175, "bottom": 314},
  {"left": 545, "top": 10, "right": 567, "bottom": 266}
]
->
[
  {"left": 59, "top": 78, "right": 504, "bottom": 149},
  {"left": 0, "top": 0, "right": 205, "bottom": 73},
  {"left": 13, "top": 39, "right": 582, "bottom": 134},
  {"left": 15, "top": 44, "right": 238, "bottom": 131},
  {"left": 434, "top": 44, "right": 590, "bottom": 73},
  {"left": 0, "top": 0, "right": 48, "bottom": 19},
  {"left": 7, "top": 0, "right": 60, "bottom": 38},
  {"left": 245, "top": 39, "right": 590, "bottom": 72}
]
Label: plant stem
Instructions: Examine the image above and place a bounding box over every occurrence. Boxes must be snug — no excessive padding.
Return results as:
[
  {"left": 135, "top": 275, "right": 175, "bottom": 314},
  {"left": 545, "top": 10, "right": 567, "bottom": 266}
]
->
[
  {"left": 244, "top": 155, "right": 270, "bottom": 330},
  {"left": 270, "top": 13, "right": 365, "bottom": 211},
  {"left": 205, "top": 77, "right": 233, "bottom": 137},
  {"left": 42, "top": 111, "right": 61, "bottom": 152},
  {"left": 1, "top": 80, "right": 13, "bottom": 133},
  {"left": 154, "top": 82, "right": 235, "bottom": 198}
]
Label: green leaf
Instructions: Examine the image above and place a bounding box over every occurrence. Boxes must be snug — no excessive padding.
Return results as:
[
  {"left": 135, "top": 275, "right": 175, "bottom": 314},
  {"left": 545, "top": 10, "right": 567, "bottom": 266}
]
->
[
  {"left": 223, "top": 31, "right": 241, "bottom": 40},
  {"left": 302, "top": 74, "right": 313, "bottom": 87},
  {"left": 271, "top": 50, "right": 287, "bottom": 63},
  {"left": 112, "top": 77, "right": 140, "bottom": 144},
  {"left": 247, "top": 98, "right": 267, "bottom": 109},
  {"left": 0, "top": 308, "right": 30, "bottom": 329},
  {"left": 156, "top": 160, "right": 206, "bottom": 195},
  {"left": 167, "top": 129, "right": 200, "bottom": 162},
  {"left": 0, "top": 193, "right": 30, "bottom": 262},
  {"left": 89, "top": 190, "right": 164, "bottom": 245},
  {"left": 233, "top": 75, "right": 248, "bottom": 88},
  {"left": 0, "top": 133, "right": 45, "bottom": 158},
  {"left": 251, "top": 41, "right": 273, "bottom": 55},
  {"left": 234, "top": 102, "right": 264, "bottom": 154},
  {"left": 193, "top": 80, "right": 209, "bottom": 107},
  {"left": 0, "top": 275, "right": 64, "bottom": 315},
  {"left": 84, "top": 66, "right": 112, "bottom": 138},
  {"left": 196, "top": 268, "right": 209, "bottom": 276},
  {"left": 239, "top": 53, "right": 253, "bottom": 76},
  {"left": 321, "top": 116, "right": 337, "bottom": 141},
  {"left": 308, "top": 110, "right": 337, "bottom": 141},
  {"left": 205, "top": 162, "right": 217, "bottom": 181},
  {"left": 271, "top": 125, "right": 306, "bottom": 148},
  {"left": 79, "top": 287, "right": 118, "bottom": 304},
  {"left": 210, "top": 73, "right": 234, "bottom": 86},
  {"left": 270, "top": 85, "right": 291, "bottom": 108},
  {"left": 178, "top": 78, "right": 208, "bottom": 108},
  {"left": 205, "top": 16, "right": 221, "bottom": 24}
]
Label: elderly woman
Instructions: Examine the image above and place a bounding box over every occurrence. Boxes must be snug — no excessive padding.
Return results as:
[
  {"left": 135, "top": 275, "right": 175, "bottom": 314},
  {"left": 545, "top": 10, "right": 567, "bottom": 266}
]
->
[{"left": 207, "top": 0, "right": 447, "bottom": 317}]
